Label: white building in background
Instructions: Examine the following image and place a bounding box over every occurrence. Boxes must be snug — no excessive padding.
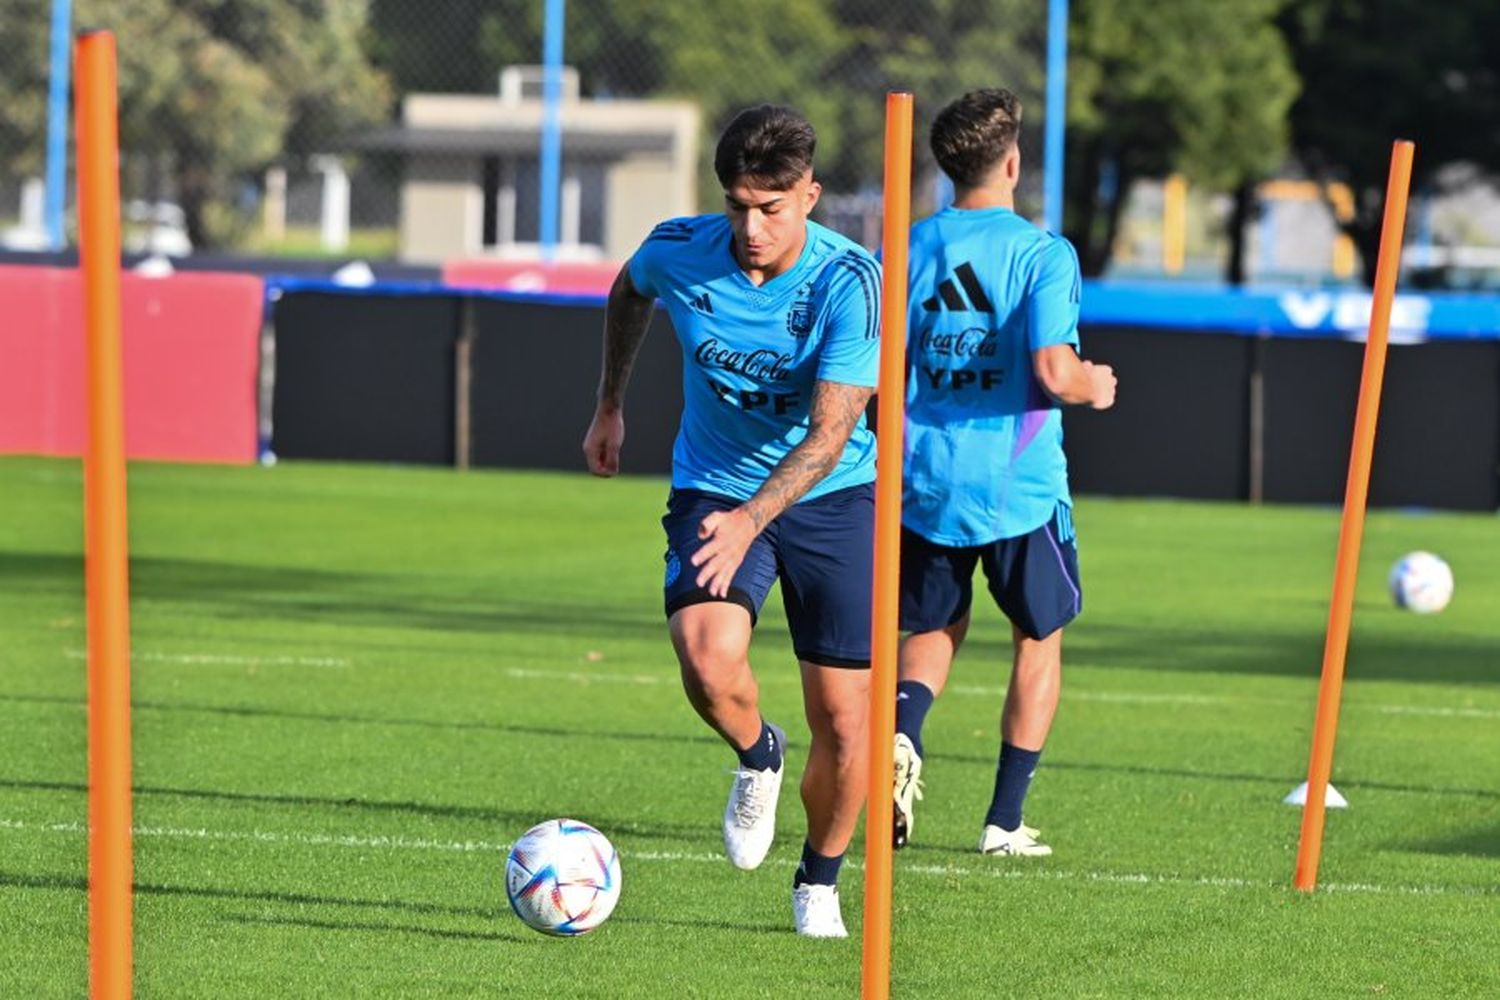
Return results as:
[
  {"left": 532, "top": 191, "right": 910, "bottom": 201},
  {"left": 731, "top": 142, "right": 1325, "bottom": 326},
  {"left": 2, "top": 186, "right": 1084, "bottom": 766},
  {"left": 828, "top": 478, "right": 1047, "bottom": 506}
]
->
[
  {"left": 1, "top": 178, "right": 48, "bottom": 250},
  {"left": 353, "top": 66, "right": 698, "bottom": 265}
]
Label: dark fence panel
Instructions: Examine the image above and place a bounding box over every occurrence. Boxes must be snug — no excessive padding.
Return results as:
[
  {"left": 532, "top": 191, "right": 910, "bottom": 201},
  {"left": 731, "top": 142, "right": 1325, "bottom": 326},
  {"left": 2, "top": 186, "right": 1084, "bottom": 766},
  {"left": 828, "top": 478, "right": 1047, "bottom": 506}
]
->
[
  {"left": 272, "top": 292, "right": 460, "bottom": 464},
  {"left": 469, "top": 301, "right": 682, "bottom": 474},
  {"left": 1262, "top": 338, "right": 1500, "bottom": 510},
  {"left": 266, "top": 290, "right": 1500, "bottom": 510},
  {"left": 1063, "top": 327, "right": 1255, "bottom": 501}
]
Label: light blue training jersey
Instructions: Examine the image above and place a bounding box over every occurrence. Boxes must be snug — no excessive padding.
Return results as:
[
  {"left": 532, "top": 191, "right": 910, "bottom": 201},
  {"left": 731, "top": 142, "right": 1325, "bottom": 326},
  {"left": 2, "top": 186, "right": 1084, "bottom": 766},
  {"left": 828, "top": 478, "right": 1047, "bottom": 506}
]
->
[
  {"left": 902, "top": 206, "right": 1082, "bottom": 546},
  {"left": 629, "top": 215, "right": 880, "bottom": 503}
]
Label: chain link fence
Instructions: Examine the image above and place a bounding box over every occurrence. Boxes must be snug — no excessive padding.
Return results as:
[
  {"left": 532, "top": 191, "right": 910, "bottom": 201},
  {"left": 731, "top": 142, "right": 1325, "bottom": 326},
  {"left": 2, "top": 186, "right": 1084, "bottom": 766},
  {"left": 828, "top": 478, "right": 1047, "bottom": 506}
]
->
[
  {"left": 7, "top": 2, "right": 1500, "bottom": 284},
  {"left": 0, "top": 0, "right": 1048, "bottom": 262}
]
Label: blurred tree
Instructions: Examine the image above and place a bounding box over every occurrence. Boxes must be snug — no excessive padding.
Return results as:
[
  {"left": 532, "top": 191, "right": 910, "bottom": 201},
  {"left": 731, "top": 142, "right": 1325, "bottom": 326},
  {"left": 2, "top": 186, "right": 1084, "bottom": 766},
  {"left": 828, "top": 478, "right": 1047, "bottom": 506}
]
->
[
  {"left": 371, "top": 0, "right": 1297, "bottom": 274},
  {"left": 826, "top": 0, "right": 1045, "bottom": 207},
  {"left": 653, "top": 2, "right": 850, "bottom": 202},
  {"left": 477, "top": 0, "right": 847, "bottom": 210},
  {"left": 470, "top": 0, "right": 1046, "bottom": 212},
  {"left": 1280, "top": 0, "right": 1500, "bottom": 285},
  {"left": 1065, "top": 0, "right": 1299, "bottom": 278},
  {"left": 0, "top": 0, "right": 64, "bottom": 180},
  {"left": 476, "top": 0, "right": 666, "bottom": 100},
  {"left": 371, "top": 0, "right": 505, "bottom": 94},
  {"left": 116, "top": 0, "right": 392, "bottom": 247},
  {"left": 0, "top": 0, "right": 390, "bottom": 248}
]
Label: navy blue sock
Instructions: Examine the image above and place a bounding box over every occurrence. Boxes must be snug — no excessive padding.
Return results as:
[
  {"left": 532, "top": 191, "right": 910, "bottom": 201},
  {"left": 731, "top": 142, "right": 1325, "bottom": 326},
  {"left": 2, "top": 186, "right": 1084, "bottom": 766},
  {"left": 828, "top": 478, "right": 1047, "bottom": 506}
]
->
[
  {"left": 894, "top": 680, "right": 935, "bottom": 757},
  {"left": 985, "top": 742, "right": 1042, "bottom": 832},
  {"left": 734, "top": 719, "right": 782, "bottom": 772},
  {"left": 793, "top": 840, "right": 844, "bottom": 888}
]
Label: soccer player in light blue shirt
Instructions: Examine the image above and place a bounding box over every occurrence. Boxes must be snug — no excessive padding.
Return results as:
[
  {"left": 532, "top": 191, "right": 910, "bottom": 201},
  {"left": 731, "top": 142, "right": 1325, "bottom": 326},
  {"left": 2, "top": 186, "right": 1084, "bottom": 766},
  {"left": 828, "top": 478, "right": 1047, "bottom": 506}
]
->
[
  {"left": 583, "top": 105, "right": 880, "bottom": 938},
  {"left": 890, "top": 90, "right": 1117, "bottom": 858}
]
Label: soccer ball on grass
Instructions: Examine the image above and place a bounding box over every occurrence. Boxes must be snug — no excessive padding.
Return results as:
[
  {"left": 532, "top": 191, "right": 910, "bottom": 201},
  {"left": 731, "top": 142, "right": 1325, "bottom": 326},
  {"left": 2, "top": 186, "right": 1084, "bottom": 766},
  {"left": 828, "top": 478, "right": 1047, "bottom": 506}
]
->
[
  {"left": 1388, "top": 551, "right": 1453, "bottom": 614},
  {"left": 505, "top": 818, "right": 621, "bottom": 936}
]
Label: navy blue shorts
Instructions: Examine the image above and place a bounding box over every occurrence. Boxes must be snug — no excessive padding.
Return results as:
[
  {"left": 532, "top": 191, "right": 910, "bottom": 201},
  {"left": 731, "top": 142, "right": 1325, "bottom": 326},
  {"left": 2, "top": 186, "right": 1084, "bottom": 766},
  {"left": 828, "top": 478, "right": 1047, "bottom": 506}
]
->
[
  {"left": 898, "top": 507, "right": 1082, "bottom": 641},
  {"left": 662, "top": 483, "right": 874, "bottom": 668}
]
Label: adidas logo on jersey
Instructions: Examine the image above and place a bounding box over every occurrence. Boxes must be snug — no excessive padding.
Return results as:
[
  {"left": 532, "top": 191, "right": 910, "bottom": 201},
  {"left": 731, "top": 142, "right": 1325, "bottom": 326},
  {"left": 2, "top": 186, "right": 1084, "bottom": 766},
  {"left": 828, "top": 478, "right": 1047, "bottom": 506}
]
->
[
  {"left": 689, "top": 291, "right": 713, "bottom": 315},
  {"left": 922, "top": 261, "right": 994, "bottom": 313}
]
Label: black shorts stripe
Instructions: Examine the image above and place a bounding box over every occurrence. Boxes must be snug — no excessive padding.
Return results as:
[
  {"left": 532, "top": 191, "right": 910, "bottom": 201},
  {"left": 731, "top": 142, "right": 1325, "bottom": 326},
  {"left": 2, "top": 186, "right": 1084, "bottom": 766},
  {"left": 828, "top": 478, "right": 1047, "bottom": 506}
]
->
[
  {"left": 666, "top": 586, "right": 758, "bottom": 625},
  {"left": 795, "top": 650, "right": 871, "bottom": 670}
]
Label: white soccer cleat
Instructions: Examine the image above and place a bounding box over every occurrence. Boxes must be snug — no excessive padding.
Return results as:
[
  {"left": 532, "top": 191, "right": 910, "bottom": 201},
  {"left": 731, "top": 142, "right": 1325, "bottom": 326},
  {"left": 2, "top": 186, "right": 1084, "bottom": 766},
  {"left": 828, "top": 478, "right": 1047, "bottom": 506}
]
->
[
  {"left": 892, "top": 733, "right": 924, "bottom": 850},
  {"left": 722, "top": 726, "right": 786, "bottom": 870},
  {"left": 792, "top": 882, "right": 848, "bottom": 938},
  {"left": 978, "top": 822, "right": 1052, "bottom": 857}
]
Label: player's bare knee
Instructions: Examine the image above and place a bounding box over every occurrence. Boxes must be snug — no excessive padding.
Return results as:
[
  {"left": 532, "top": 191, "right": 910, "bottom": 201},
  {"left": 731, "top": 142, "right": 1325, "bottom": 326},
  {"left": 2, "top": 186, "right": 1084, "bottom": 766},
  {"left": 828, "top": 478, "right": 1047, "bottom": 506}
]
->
[
  {"left": 1015, "top": 636, "right": 1062, "bottom": 675},
  {"left": 812, "top": 702, "right": 867, "bottom": 766},
  {"left": 675, "top": 624, "right": 748, "bottom": 674},
  {"left": 681, "top": 657, "right": 753, "bottom": 707}
]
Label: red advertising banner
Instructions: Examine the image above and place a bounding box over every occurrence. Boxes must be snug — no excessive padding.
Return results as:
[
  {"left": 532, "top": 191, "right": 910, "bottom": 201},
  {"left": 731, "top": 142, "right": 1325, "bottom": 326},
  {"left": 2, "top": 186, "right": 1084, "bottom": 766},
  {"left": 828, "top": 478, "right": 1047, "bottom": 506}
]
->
[{"left": 0, "top": 265, "right": 263, "bottom": 463}]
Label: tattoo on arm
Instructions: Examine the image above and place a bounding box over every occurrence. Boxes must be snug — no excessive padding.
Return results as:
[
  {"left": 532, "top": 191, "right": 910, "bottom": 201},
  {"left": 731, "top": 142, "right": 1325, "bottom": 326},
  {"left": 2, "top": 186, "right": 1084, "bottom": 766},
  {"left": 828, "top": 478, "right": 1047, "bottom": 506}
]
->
[
  {"left": 598, "top": 267, "right": 656, "bottom": 410},
  {"left": 743, "top": 380, "right": 874, "bottom": 530}
]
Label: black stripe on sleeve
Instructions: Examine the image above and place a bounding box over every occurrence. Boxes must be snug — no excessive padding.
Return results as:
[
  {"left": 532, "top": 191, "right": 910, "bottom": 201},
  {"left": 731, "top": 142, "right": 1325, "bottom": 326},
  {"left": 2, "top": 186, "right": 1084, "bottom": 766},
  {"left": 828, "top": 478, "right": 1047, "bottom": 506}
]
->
[
  {"left": 833, "top": 253, "right": 881, "bottom": 341},
  {"left": 645, "top": 220, "right": 696, "bottom": 243}
]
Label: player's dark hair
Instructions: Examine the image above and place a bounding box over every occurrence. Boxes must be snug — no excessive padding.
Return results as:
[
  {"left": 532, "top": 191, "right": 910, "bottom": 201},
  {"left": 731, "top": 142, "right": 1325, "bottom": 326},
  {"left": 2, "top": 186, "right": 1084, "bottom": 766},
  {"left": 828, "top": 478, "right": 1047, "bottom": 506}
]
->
[
  {"left": 714, "top": 105, "right": 817, "bottom": 190},
  {"left": 930, "top": 88, "right": 1023, "bottom": 189}
]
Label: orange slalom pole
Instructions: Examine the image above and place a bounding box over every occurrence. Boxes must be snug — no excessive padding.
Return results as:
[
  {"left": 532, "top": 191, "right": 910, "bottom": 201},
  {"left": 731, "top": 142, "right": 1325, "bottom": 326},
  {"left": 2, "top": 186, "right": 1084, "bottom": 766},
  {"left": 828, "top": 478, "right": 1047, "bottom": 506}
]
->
[
  {"left": 1293, "top": 140, "right": 1414, "bottom": 892},
  {"left": 76, "top": 29, "right": 134, "bottom": 997},
  {"left": 862, "top": 91, "right": 912, "bottom": 1000}
]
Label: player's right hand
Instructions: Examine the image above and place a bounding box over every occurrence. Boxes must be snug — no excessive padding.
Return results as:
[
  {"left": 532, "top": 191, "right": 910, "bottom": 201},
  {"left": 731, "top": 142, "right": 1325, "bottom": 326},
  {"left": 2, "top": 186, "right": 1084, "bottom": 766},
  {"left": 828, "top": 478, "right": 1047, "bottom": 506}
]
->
[
  {"left": 583, "top": 407, "right": 625, "bottom": 476},
  {"left": 1084, "top": 361, "right": 1117, "bottom": 411}
]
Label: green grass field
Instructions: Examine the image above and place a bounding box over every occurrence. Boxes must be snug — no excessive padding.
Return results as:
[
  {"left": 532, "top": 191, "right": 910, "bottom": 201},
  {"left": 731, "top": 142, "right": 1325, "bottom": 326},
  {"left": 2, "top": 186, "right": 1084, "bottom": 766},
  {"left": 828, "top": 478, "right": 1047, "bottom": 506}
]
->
[{"left": 2, "top": 455, "right": 1497, "bottom": 998}]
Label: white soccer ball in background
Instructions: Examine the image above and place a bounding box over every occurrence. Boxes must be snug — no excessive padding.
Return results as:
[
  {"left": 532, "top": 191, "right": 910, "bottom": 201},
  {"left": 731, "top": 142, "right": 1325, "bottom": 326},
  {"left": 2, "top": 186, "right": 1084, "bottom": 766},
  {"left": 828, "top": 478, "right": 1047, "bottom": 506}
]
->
[
  {"left": 1388, "top": 551, "right": 1454, "bottom": 614},
  {"left": 506, "top": 818, "right": 621, "bottom": 936}
]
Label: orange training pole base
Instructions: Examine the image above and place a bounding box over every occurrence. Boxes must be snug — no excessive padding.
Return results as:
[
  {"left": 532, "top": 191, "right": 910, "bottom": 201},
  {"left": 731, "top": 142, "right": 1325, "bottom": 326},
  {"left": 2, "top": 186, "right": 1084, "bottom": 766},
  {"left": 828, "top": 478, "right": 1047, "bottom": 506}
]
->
[
  {"left": 77, "top": 29, "right": 135, "bottom": 999},
  {"left": 862, "top": 91, "right": 912, "bottom": 1000},
  {"left": 1292, "top": 139, "right": 1414, "bottom": 892}
]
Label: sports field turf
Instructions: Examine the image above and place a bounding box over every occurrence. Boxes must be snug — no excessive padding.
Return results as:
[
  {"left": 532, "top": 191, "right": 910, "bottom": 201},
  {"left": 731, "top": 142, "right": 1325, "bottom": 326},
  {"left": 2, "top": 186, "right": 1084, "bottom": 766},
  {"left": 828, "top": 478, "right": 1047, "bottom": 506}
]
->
[{"left": 2, "top": 455, "right": 1497, "bottom": 997}]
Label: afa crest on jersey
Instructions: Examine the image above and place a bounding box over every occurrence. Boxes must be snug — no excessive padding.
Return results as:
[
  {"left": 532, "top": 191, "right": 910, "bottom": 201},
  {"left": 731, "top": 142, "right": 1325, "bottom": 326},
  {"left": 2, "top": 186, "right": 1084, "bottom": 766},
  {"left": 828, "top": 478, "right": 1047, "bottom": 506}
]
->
[{"left": 786, "top": 297, "right": 815, "bottom": 338}]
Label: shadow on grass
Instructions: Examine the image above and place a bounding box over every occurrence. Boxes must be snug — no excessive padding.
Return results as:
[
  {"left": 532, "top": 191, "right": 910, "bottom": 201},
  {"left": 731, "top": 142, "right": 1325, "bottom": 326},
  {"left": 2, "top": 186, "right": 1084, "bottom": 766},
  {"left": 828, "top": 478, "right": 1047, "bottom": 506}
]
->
[
  {"left": 0, "top": 776, "right": 712, "bottom": 844},
  {"left": 220, "top": 912, "right": 531, "bottom": 944},
  {"left": 0, "top": 870, "right": 501, "bottom": 920},
  {"left": 0, "top": 692, "right": 719, "bottom": 749},
  {"left": 1404, "top": 826, "right": 1500, "bottom": 859},
  {"left": 611, "top": 913, "right": 786, "bottom": 935},
  {"left": 917, "top": 752, "right": 1500, "bottom": 803},
  {"left": 947, "top": 618, "right": 1500, "bottom": 689},
  {"left": 0, "top": 552, "right": 665, "bottom": 641},
  {"left": 9, "top": 551, "right": 1500, "bottom": 688}
]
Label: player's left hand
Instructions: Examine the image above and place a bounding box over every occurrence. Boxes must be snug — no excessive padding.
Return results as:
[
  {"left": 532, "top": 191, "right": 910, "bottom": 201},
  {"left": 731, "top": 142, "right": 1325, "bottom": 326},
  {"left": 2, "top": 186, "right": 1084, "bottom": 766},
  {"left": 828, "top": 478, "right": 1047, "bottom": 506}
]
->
[{"left": 691, "top": 507, "right": 758, "bottom": 597}]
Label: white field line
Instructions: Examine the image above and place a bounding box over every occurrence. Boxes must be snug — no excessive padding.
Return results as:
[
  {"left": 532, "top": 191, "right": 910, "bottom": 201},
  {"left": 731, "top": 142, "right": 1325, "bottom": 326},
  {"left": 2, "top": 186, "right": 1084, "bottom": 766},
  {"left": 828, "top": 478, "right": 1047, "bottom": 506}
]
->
[
  {"left": 504, "top": 667, "right": 663, "bottom": 687},
  {"left": 1371, "top": 703, "right": 1500, "bottom": 721},
  {"left": 0, "top": 817, "right": 502, "bottom": 854},
  {"left": 953, "top": 685, "right": 1240, "bottom": 708},
  {"left": 65, "top": 649, "right": 350, "bottom": 669},
  {"left": 1, "top": 816, "right": 1491, "bottom": 899},
  {"left": 502, "top": 667, "right": 1500, "bottom": 720},
  {"left": 48, "top": 656, "right": 1499, "bottom": 719}
]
